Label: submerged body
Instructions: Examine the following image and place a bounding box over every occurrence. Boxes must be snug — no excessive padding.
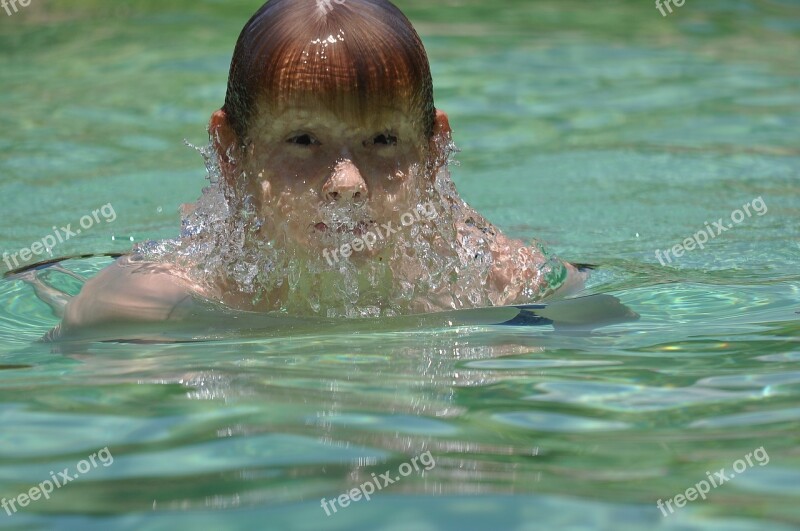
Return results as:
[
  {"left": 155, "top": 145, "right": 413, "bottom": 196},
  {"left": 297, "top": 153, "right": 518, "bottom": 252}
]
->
[{"left": 52, "top": 0, "right": 587, "bottom": 336}]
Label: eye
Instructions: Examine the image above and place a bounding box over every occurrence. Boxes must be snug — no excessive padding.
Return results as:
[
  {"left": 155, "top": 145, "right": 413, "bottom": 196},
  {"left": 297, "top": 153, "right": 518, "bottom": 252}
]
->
[
  {"left": 286, "top": 133, "right": 320, "bottom": 146},
  {"left": 365, "top": 132, "right": 398, "bottom": 147}
]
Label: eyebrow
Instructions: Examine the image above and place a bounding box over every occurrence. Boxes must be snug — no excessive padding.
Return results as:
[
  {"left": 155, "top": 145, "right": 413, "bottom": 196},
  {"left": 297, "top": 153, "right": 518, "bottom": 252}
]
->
[{"left": 272, "top": 117, "right": 408, "bottom": 135}]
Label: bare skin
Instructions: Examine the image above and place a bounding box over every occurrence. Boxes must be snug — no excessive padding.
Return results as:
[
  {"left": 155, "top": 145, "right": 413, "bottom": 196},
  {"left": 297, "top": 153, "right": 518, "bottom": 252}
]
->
[
  {"left": 211, "top": 104, "right": 430, "bottom": 254},
  {"left": 55, "top": 103, "right": 585, "bottom": 333}
]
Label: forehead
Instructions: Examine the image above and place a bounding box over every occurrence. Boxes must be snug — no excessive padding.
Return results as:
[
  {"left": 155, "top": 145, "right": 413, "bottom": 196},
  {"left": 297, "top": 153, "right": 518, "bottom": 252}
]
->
[{"left": 250, "top": 101, "right": 424, "bottom": 139}]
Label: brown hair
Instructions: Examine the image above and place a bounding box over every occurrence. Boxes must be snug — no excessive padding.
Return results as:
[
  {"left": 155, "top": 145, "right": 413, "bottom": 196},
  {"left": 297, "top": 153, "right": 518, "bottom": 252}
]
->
[{"left": 223, "top": 0, "right": 436, "bottom": 142}]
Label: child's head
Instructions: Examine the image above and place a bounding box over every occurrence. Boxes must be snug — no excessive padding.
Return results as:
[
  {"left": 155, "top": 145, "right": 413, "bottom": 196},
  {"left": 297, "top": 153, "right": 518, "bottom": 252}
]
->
[
  {"left": 144, "top": 0, "right": 558, "bottom": 316},
  {"left": 208, "top": 0, "right": 451, "bottom": 252},
  {"left": 223, "top": 0, "right": 436, "bottom": 141}
]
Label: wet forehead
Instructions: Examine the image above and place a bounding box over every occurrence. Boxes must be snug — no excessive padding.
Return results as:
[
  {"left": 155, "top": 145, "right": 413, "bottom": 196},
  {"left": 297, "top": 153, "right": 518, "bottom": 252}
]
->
[{"left": 249, "top": 103, "right": 424, "bottom": 140}]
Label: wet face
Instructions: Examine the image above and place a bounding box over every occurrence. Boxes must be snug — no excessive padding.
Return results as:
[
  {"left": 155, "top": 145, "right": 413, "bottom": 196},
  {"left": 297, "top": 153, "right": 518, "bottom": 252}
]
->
[{"left": 220, "top": 102, "right": 432, "bottom": 253}]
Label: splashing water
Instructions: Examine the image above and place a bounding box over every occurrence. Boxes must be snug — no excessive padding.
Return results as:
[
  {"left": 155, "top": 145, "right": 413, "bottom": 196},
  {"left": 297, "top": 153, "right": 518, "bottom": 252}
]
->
[{"left": 134, "top": 137, "right": 567, "bottom": 318}]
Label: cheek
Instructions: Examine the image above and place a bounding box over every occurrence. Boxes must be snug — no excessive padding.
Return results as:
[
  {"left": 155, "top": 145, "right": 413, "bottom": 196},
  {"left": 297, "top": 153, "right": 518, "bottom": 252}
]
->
[
  {"left": 367, "top": 153, "right": 426, "bottom": 197},
  {"left": 362, "top": 151, "right": 416, "bottom": 186},
  {"left": 248, "top": 153, "right": 329, "bottom": 194}
]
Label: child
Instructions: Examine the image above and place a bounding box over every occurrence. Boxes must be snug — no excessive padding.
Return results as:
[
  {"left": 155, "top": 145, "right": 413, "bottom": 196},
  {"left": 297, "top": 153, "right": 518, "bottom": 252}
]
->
[{"left": 55, "top": 0, "right": 586, "bottom": 336}]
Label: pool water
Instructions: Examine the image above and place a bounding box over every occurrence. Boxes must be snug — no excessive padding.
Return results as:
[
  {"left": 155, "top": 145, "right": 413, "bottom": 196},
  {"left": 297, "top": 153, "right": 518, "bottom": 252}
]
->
[{"left": 1, "top": 0, "right": 799, "bottom": 529}]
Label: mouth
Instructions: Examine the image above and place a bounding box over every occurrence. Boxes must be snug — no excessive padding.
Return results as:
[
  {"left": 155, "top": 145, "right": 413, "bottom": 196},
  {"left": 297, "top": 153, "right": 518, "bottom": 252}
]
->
[{"left": 313, "top": 220, "right": 375, "bottom": 237}]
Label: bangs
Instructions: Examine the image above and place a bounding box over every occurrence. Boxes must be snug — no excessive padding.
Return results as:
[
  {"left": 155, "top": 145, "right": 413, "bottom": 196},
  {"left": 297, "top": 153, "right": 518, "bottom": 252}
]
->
[{"left": 224, "top": 0, "right": 435, "bottom": 140}]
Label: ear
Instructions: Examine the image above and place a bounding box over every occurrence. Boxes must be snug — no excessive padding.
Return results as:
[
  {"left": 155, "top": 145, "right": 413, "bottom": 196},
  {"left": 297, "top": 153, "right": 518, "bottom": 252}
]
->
[
  {"left": 433, "top": 108, "right": 451, "bottom": 137},
  {"left": 427, "top": 109, "right": 452, "bottom": 174},
  {"left": 208, "top": 109, "right": 239, "bottom": 185}
]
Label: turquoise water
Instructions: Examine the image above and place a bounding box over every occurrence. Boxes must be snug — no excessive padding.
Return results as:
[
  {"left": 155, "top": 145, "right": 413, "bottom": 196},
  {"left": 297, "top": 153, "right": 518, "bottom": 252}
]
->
[{"left": 1, "top": 0, "right": 799, "bottom": 529}]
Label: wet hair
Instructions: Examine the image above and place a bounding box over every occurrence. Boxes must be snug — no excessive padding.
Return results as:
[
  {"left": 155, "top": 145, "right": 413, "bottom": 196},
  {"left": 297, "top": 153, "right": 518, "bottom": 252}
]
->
[{"left": 223, "top": 0, "right": 436, "bottom": 143}]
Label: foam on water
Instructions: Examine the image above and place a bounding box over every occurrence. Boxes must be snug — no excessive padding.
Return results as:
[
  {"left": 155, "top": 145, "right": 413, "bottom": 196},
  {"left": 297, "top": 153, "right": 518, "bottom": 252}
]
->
[{"left": 134, "top": 138, "right": 567, "bottom": 318}]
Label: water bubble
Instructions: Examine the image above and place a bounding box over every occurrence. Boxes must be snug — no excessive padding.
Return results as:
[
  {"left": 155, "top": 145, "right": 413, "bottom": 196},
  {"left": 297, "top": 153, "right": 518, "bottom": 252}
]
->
[{"left": 136, "top": 137, "right": 567, "bottom": 317}]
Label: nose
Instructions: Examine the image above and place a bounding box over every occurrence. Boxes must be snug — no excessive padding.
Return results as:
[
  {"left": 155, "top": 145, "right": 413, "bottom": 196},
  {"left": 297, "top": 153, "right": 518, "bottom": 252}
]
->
[{"left": 322, "top": 159, "right": 368, "bottom": 203}]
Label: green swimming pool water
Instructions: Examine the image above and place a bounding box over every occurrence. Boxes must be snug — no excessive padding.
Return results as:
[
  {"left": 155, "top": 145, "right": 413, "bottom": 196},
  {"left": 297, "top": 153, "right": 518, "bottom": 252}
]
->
[{"left": 1, "top": 0, "right": 799, "bottom": 529}]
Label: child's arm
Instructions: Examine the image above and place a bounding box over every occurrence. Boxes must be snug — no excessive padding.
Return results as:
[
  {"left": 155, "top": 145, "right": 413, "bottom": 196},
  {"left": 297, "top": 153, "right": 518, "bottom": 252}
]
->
[
  {"left": 60, "top": 256, "right": 200, "bottom": 333},
  {"left": 553, "top": 261, "right": 590, "bottom": 298},
  {"left": 483, "top": 232, "right": 586, "bottom": 304}
]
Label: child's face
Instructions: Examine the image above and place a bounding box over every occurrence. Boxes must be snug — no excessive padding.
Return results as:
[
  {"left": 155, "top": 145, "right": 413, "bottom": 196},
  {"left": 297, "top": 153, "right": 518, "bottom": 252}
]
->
[{"left": 213, "top": 102, "right": 439, "bottom": 254}]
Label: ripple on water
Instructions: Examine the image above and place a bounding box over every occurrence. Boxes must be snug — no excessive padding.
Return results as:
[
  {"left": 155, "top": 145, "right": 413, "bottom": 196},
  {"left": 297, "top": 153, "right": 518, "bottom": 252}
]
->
[
  {"left": 492, "top": 411, "right": 631, "bottom": 432},
  {"left": 689, "top": 407, "right": 800, "bottom": 429},
  {"left": 463, "top": 358, "right": 619, "bottom": 369},
  {"left": 308, "top": 413, "right": 459, "bottom": 436},
  {"left": 523, "top": 381, "right": 763, "bottom": 413}
]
